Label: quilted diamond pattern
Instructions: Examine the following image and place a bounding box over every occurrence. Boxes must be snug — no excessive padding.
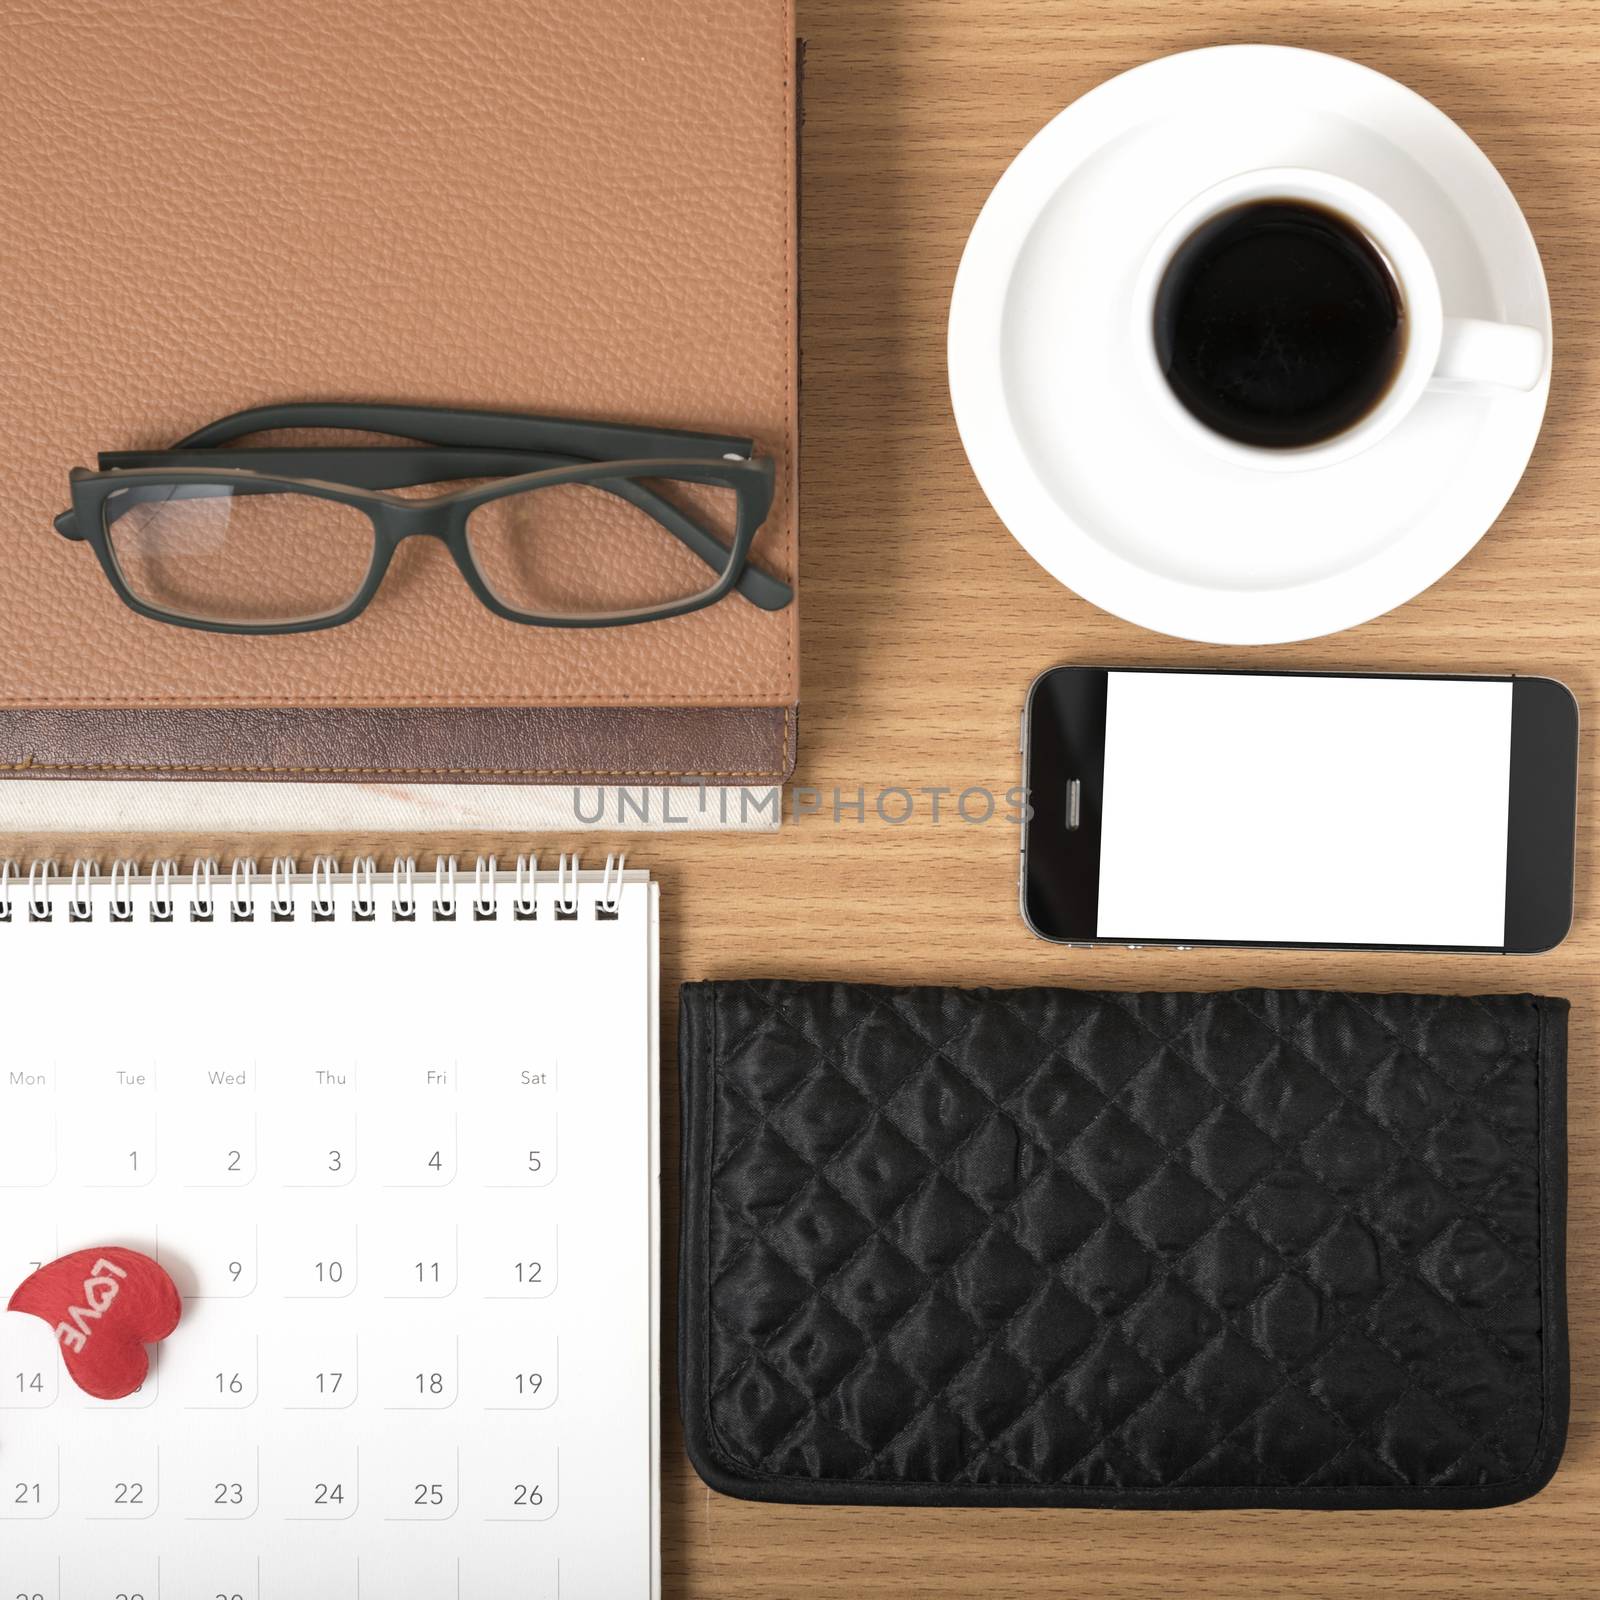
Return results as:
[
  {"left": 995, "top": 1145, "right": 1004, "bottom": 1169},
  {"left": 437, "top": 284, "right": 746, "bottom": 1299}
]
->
[{"left": 681, "top": 982, "right": 1566, "bottom": 1508}]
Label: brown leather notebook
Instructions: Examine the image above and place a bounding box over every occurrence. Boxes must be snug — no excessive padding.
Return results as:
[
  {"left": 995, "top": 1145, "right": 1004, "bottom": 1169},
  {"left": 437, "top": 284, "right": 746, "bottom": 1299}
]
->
[{"left": 0, "top": 0, "right": 798, "bottom": 784}]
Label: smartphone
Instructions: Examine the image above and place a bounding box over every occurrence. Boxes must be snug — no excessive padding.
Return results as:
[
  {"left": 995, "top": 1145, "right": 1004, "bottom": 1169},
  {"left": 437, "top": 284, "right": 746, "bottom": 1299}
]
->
[{"left": 1020, "top": 666, "right": 1578, "bottom": 953}]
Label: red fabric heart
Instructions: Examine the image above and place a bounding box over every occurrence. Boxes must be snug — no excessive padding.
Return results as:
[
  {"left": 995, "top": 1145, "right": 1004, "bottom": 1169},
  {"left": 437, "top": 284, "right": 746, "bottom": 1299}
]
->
[{"left": 8, "top": 1247, "right": 181, "bottom": 1400}]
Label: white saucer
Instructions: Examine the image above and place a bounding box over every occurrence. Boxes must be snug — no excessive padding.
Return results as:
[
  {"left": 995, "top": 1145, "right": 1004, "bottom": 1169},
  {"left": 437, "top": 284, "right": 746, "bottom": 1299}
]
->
[{"left": 948, "top": 45, "right": 1552, "bottom": 644}]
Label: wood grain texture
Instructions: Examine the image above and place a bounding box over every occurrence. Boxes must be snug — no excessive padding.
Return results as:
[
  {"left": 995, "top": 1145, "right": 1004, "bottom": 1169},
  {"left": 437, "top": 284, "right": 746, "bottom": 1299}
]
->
[{"left": 4, "top": 1, "right": 1597, "bottom": 1593}]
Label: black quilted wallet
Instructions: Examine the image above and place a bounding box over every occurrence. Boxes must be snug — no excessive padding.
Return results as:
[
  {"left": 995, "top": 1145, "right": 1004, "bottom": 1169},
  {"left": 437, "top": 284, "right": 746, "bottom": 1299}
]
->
[{"left": 678, "top": 981, "right": 1568, "bottom": 1510}]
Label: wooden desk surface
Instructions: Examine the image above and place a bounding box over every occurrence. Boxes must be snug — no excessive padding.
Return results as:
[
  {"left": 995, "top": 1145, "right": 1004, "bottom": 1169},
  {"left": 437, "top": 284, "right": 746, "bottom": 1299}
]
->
[{"left": 7, "top": 1, "right": 1597, "bottom": 1593}]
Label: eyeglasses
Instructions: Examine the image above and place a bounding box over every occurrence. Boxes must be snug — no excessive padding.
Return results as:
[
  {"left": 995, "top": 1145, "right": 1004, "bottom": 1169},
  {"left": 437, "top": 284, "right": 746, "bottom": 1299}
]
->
[{"left": 55, "top": 403, "right": 790, "bottom": 633}]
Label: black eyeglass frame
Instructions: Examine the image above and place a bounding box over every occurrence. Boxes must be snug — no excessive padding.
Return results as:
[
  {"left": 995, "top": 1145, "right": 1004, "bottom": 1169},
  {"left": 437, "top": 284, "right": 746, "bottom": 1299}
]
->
[{"left": 56, "top": 403, "right": 788, "bottom": 634}]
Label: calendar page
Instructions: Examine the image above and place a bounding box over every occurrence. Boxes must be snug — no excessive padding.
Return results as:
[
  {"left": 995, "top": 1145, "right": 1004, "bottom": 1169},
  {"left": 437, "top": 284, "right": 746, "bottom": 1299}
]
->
[{"left": 0, "top": 861, "right": 659, "bottom": 1600}]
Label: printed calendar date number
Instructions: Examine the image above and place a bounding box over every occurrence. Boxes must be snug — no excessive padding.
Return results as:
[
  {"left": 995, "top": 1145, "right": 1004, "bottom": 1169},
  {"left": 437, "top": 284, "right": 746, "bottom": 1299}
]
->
[
  {"left": 314, "top": 1481, "right": 345, "bottom": 1504},
  {"left": 513, "top": 1483, "right": 545, "bottom": 1507},
  {"left": 414, "top": 1482, "right": 445, "bottom": 1506}
]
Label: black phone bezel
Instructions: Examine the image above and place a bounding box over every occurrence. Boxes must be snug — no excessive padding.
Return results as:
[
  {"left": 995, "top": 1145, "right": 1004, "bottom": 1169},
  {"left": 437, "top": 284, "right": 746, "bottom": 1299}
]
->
[{"left": 1020, "top": 665, "right": 1578, "bottom": 955}]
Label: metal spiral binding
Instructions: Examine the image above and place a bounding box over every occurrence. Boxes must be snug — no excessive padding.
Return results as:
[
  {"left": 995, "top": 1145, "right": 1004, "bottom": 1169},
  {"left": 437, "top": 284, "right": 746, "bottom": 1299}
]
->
[
  {"left": 28, "top": 862, "right": 55, "bottom": 922},
  {"left": 109, "top": 859, "right": 138, "bottom": 921},
  {"left": 310, "top": 857, "right": 338, "bottom": 922},
  {"left": 514, "top": 854, "right": 539, "bottom": 921},
  {"left": 351, "top": 857, "right": 378, "bottom": 922},
  {"left": 555, "top": 853, "right": 580, "bottom": 921},
  {"left": 433, "top": 857, "right": 458, "bottom": 922},
  {"left": 68, "top": 861, "right": 99, "bottom": 923},
  {"left": 392, "top": 857, "right": 418, "bottom": 921},
  {"left": 473, "top": 856, "right": 499, "bottom": 921},
  {"left": 150, "top": 859, "right": 178, "bottom": 922},
  {"left": 230, "top": 859, "right": 258, "bottom": 922},
  {"left": 269, "top": 857, "right": 297, "bottom": 922},
  {"left": 192, "top": 858, "right": 218, "bottom": 922},
  {"left": 0, "top": 853, "right": 631, "bottom": 922},
  {"left": 598, "top": 852, "right": 627, "bottom": 920}
]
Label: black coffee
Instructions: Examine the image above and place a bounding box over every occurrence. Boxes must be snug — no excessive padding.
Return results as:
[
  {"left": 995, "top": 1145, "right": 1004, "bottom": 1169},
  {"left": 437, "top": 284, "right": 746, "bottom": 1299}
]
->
[{"left": 1152, "top": 199, "right": 1405, "bottom": 449}]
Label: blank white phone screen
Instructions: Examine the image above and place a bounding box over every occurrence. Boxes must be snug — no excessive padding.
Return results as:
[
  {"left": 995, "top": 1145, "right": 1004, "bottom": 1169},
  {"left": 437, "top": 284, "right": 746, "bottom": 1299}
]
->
[{"left": 1096, "top": 672, "right": 1514, "bottom": 947}]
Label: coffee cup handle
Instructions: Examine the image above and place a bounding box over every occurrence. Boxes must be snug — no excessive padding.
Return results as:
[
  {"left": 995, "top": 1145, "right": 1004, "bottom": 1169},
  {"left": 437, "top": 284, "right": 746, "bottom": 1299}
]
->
[{"left": 1433, "top": 317, "right": 1547, "bottom": 392}]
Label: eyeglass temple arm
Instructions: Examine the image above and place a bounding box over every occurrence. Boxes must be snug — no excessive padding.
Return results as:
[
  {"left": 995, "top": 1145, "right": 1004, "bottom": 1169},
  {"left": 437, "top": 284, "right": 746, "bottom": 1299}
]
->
[
  {"left": 599, "top": 470, "right": 788, "bottom": 611},
  {"left": 177, "top": 402, "right": 756, "bottom": 465}
]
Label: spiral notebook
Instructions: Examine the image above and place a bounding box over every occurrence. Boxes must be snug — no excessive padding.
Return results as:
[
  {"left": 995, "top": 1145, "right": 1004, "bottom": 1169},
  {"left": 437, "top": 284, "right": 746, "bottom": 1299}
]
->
[{"left": 0, "top": 856, "right": 660, "bottom": 1600}]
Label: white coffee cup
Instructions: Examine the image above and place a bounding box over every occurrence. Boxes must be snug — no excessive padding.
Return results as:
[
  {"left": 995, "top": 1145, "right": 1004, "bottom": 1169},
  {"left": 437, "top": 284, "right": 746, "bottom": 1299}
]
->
[{"left": 1131, "top": 167, "right": 1548, "bottom": 471}]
